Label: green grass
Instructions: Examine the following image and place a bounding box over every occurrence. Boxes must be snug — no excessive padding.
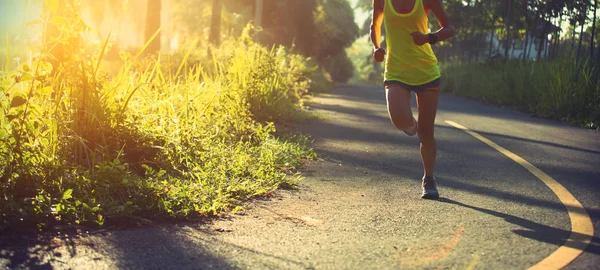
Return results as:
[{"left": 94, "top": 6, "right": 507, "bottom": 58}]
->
[
  {"left": 0, "top": 20, "right": 316, "bottom": 230},
  {"left": 441, "top": 57, "right": 600, "bottom": 129}
]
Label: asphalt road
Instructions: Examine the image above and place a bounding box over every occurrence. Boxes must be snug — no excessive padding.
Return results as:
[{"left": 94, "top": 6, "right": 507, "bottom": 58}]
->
[{"left": 1, "top": 85, "right": 599, "bottom": 269}]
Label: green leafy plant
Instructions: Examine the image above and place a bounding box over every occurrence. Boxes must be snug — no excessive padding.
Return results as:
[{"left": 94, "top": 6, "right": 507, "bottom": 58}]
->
[{"left": 0, "top": 1, "right": 315, "bottom": 230}]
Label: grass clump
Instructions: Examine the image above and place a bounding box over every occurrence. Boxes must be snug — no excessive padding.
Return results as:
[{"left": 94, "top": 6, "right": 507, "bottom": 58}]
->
[
  {"left": 0, "top": 8, "right": 315, "bottom": 230},
  {"left": 441, "top": 57, "right": 600, "bottom": 129}
]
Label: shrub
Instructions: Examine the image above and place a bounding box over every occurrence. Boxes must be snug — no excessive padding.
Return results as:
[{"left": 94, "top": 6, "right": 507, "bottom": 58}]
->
[
  {"left": 441, "top": 57, "right": 600, "bottom": 129},
  {"left": 0, "top": 6, "right": 315, "bottom": 230}
]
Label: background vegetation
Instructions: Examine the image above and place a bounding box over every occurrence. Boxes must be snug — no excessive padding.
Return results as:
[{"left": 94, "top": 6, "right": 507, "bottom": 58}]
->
[
  {"left": 2, "top": 0, "right": 598, "bottom": 231},
  {"left": 1, "top": 0, "right": 367, "bottom": 230},
  {"left": 351, "top": 0, "right": 600, "bottom": 129}
]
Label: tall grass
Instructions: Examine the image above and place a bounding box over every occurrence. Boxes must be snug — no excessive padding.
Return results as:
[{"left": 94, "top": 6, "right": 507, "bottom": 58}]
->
[
  {"left": 441, "top": 57, "right": 600, "bottom": 129},
  {"left": 0, "top": 11, "right": 315, "bottom": 229}
]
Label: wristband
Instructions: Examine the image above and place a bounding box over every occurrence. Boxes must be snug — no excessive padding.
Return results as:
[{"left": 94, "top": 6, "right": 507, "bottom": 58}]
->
[{"left": 428, "top": 33, "right": 438, "bottom": 45}]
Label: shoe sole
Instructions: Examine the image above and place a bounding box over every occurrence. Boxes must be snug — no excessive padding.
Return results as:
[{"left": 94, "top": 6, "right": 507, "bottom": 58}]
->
[{"left": 421, "top": 193, "right": 439, "bottom": 200}]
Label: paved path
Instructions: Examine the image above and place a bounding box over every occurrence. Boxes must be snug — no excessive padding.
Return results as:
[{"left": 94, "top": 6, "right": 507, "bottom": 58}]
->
[{"left": 1, "top": 85, "right": 599, "bottom": 269}]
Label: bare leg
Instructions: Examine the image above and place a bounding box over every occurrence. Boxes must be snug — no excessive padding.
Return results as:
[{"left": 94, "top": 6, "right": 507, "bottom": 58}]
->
[
  {"left": 386, "top": 86, "right": 415, "bottom": 131},
  {"left": 415, "top": 91, "right": 439, "bottom": 177}
]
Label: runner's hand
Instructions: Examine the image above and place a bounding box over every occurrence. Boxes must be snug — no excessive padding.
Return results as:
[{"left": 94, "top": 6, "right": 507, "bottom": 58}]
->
[
  {"left": 373, "top": 48, "right": 386, "bottom": 62},
  {"left": 410, "top": 32, "right": 428, "bottom": 46}
]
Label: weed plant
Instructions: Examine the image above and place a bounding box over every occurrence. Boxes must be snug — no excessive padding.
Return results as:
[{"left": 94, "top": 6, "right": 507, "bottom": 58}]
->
[
  {"left": 441, "top": 57, "right": 600, "bottom": 129},
  {"left": 0, "top": 3, "right": 315, "bottom": 230}
]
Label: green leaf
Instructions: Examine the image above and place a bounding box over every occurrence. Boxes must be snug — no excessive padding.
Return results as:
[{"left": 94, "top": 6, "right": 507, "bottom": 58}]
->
[
  {"left": 10, "top": 96, "right": 27, "bottom": 108},
  {"left": 61, "top": 189, "right": 73, "bottom": 200},
  {"left": 40, "top": 86, "right": 53, "bottom": 95},
  {"left": 6, "top": 114, "right": 18, "bottom": 121},
  {"left": 50, "top": 16, "right": 66, "bottom": 25},
  {"left": 157, "top": 169, "right": 166, "bottom": 178},
  {"left": 40, "top": 61, "right": 53, "bottom": 73},
  {"left": 20, "top": 73, "right": 34, "bottom": 81},
  {"left": 97, "top": 214, "right": 105, "bottom": 226},
  {"left": 46, "top": 0, "right": 58, "bottom": 12}
]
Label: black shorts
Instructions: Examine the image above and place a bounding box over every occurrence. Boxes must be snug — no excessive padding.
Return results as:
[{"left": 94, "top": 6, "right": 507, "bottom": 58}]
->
[{"left": 384, "top": 78, "right": 441, "bottom": 92}]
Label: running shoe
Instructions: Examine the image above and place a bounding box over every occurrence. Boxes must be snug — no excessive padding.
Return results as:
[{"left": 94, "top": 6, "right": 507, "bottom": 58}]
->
[{"left": 421, "top": 176, "right": 439, "bottom": 199}]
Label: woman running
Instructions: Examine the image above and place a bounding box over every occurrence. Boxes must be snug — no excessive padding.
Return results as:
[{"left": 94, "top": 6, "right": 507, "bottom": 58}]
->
[{"left": 370, "top": 0, "right": 455, "bottom": 199}]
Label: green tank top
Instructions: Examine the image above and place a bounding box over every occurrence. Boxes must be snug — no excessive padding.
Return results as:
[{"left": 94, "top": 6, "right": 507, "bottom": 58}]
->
[{"left": 383, "top": 0, "right": 440, "bottom": 85}]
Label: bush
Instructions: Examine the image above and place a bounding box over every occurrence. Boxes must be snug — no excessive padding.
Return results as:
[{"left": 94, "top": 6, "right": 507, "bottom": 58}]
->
[
  {"left": 0, "top": 8, "right": 315, "bottom": 230},
  {"left": 346, "top": 36, "right": 384, "bottom": 86},
  {"left": 325, "top": 51, "right": 354, "bottom": 83},
  {"left": 441, "top": 57, "right": 600, "bottom": 129}
]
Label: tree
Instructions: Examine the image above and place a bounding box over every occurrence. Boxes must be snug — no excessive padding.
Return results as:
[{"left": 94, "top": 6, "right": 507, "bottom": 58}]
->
[
  {"left": 577, "top": 2, "right": 588, "bottom": 58},
  {"left": 209, "top": 0, "right": 222, "bottom": 46},
  {"left": 505, "top": 0, "right": 512, "bottom": 58},
  {"left": 590, "top": 0, "right": 597, "bottom": 59},
  {"left": 145, "top": 0, "right": 162, "bottom": 53},
  {"left": 255, "top": 0, "right": 264, "bottom": 27}
]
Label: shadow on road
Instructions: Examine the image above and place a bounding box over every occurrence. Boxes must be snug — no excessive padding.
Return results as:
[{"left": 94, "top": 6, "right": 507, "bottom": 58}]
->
[
  {"left": 103, "top": 225, "right": 236, "bottom": 269},
  {"left": 439, "top": 198, "right": 600, "bottom": 256},
  {"left": 300, "top": 104, "right": 600, "bottom": 219},
  {"left": 435, "top": 125, "right": 600, "bottom": 156},
  {"left": 0, "top": 233, "right": 74, "bottom": 269},
  {"left": 103, "top": 221, "right": 312, "bottom": 269}
]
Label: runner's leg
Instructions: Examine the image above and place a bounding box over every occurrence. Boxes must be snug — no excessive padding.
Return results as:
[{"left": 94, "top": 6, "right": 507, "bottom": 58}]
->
[
  {"left": 415, "top": 90, "right": 439, "bottom": 177},
  {"left": 386, "top": 86, "right": 416, "bottom": 132}
]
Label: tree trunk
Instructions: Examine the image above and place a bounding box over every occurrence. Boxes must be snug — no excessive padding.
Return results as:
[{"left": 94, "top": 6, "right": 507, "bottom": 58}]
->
[
  {"left": 591, "top": 0, "right": 597, "bottom": 59},
  {"left": 577, "top": 21, "right": 585, "bottom": 58},
  {"left": 537, "top": 15, "right": 549, "bottom": 61},
  {"left": 522, "top": 26, "right": 530, "bottom": 60},
  {"left": 144, "top": 0, "right": 161, "bottom": 53},
  {"left": 550, "top": 18, "right": 560, "bottom": 58},
  {"left": 572, "top": 30, "right": 576, "bottom": 52},
  {"left": 523, "top": 13, "right": 539, "bottom": 61},
  {"left": 209, "top": 0, "right": 222, "bottom": 46},
  {"left": 554, "top": 13, "right": 564, "bottom": 58},
  {"left": 577, "top": 4, "right": 587, "bottom": 59},
  {"left": 255, "top": 0, "right": 264, "bottom": 27},
  {"left": 525, "top": 24, "right": 535, "bottom": 60},
  {"left": 505, "top": 0, "right": 512, "bottom": 58},
  {"left": 597, "top": 31, "right": 600, "bottom": 63},
  {"left": 572, "top": 23, "right": 577, "bottom": 52},
  {"left": 488, "top": 28, "right": 495, "bottom": 58}
]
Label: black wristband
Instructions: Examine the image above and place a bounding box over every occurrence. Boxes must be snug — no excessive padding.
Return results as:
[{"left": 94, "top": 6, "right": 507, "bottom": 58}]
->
[{"left": 428, "top": 33, "right": 438, "bottom": 45}]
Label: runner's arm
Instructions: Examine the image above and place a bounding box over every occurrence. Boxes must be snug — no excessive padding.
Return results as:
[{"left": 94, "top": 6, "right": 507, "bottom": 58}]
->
[
  {"left": 429, "top": 0, "right": 455, "bottom": 42},
  {"left": 370, "top": 0, "right": 384, "bottom": 49}
]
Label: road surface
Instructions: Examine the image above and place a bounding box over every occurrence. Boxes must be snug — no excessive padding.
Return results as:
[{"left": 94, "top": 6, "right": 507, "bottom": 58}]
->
[{"left": 1, "top": 85, "right": 599, "bottom": 269}]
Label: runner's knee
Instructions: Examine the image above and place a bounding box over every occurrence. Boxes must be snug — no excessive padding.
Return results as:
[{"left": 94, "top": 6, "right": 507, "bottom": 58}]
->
[{"left": 418, "top": 125, "right": 434, "bottom": 140}]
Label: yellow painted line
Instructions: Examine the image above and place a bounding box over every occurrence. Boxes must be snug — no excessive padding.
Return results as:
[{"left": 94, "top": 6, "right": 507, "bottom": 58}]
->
[
  {"left": 465, "top": 252, "right": 480, "bottom": 270},
  {"left": 445, "top": 120, "right": 594, "bottom": 270}
]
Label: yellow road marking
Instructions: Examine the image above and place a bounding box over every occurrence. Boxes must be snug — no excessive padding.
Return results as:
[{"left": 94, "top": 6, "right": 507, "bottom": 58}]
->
[
  {"left": 445, "top": 120, "right": 594, "bottom": 270},
  {"left": 465, "top": 252, "right": 480, "bottom": 270}
]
